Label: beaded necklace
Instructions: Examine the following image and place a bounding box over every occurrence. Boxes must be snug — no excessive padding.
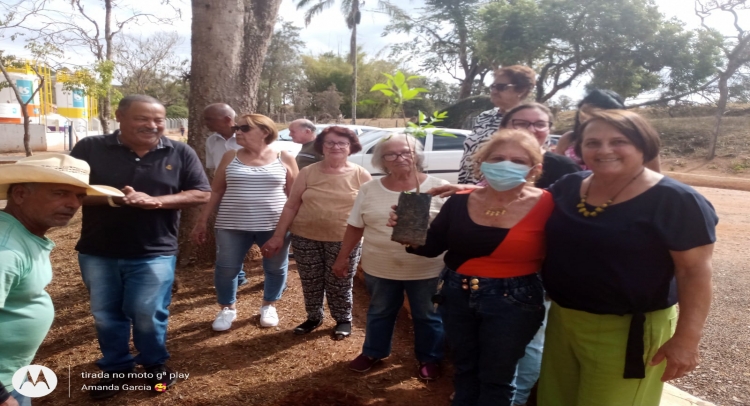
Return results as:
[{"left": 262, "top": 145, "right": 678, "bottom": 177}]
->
[{"left": 577, "top": 168, "right": 645, "bottom": 217}]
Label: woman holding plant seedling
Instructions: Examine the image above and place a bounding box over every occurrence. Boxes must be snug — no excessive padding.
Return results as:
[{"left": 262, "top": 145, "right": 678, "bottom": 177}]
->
[
  {"left": 429, "top": 102, "right": 581, "bottom": 406},
  {"left": 333, "top": 133, "right": 449, "bottom": 381},
  {"left": 394, "top": 129, "right": 551, "bottom": 406}
]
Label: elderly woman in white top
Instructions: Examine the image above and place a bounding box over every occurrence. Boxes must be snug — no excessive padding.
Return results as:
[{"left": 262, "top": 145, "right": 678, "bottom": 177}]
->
[{"left": 332, "top": 133, "right": 449, "bottom": 381}]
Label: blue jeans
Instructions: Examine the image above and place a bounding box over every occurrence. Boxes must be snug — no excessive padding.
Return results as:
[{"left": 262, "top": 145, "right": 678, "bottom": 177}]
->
[
  {"left": 513, "top": 299, "right": 551, "bottom": 405},
  {"left": 10, "top": 389, "right": 31, "bottom": 406},
  {"left": 362, "top": 273, "right": 444, "bottom": 363},
  {"left": 214, "top": 229, "right": 290, "bottom": 304},
  {"left": 79, "top": 254, "right": 176, "bottom": 372},
  {"left": 440, "top": 269, "right": 545, "bottom": 406}
]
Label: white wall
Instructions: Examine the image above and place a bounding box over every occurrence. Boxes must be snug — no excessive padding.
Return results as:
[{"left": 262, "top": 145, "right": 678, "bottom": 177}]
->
[{"left": 0, "top": 124, "right": 47, "bottom": 153}]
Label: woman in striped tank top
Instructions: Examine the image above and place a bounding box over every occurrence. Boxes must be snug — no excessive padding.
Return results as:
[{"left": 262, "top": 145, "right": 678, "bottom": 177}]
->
[{"left": 191, "top": 114, "right": 298, "bottom": 331}]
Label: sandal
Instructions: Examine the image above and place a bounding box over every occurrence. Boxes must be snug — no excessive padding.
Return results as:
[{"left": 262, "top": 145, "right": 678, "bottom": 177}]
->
[
  {"left": 293, "top": 318, "right": 323, "bottom": 335},
  {"left": 332, "top": 321, "right": 351, "bottom": 340}
]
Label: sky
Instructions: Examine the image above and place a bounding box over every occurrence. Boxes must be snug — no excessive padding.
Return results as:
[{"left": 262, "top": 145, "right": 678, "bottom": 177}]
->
[{"left": 1, "top": 0, "right": 743, "bottom": 101}]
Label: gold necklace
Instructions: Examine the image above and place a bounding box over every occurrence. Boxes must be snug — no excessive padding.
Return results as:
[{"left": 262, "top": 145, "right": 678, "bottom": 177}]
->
[
  {"left": 485, "top": 191, "right": 523, "bottom": 216},
  {"left": 577, "top": 168, "right": 645, "bottom": 217}
]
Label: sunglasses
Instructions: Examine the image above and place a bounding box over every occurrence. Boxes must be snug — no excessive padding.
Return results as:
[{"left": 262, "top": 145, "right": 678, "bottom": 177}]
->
[
  {"left": 489, "top": 83, "right": 515, "bottom": 92},
  {"left": 232, "top": 125, "right": 252, "bottom": 133}
]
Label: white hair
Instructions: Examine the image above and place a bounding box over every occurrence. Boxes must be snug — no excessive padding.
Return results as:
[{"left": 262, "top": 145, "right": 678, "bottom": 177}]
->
[{"left": 370, "top": 133, "right": 426, "bottom": 174}]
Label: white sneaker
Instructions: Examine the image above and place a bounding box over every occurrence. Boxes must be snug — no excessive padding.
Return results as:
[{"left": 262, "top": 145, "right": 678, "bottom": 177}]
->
[
  {"left": 212, "top": 307, "right": 237, "bottom": 331},
  {"left": 259, "top": 305, "right": 278, "bottom": 327}
]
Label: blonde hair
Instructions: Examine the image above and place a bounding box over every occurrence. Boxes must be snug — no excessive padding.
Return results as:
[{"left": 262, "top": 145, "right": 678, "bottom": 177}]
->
[
  {"left": 238, "top": 113, "right": 278, "bottom": 144},
  {"left": 472, "top": 129, "right": 543, "bottom": 180}
]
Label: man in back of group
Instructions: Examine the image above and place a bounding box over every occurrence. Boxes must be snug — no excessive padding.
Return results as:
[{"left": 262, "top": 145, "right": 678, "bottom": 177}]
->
[
  {"left": 202, "top": 102, "right": 247, "bottom": 286},
  {"left": 203, "top": 103, "right": 242, "bottom": 172},
  {"left": 71, "top": 94, "right": 211, "bottom": 400},
  {"left": 288, "top": 119, "right": 323, "bottom": 170},
  {"left": 0, "top": 154, "right": 122, "bottom": 406}
]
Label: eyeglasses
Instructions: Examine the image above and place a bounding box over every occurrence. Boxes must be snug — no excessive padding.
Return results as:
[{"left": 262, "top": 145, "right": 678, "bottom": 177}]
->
[
  {"left": 511, "top": 119, "right": 550, "bottom": 131},
  {"left": 382, "top": 152, "right": 412, "bottom": 162},
  {"left": 323, "top": 141, "right": 350, "bottom": 149},
  {"left": 490, "top": 83, "right": 515, "bottom": 92},
  {"left": 232, "top": 125, "right": 252, "bottom": 133}
]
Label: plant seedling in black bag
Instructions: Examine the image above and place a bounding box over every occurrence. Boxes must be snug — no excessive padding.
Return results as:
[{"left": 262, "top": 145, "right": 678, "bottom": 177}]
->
[{"left": 370, "top": 72, "right": 454, "bottom": 246}]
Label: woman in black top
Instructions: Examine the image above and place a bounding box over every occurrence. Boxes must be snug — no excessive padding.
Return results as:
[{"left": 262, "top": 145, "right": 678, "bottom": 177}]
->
[
  {"left": 428, "top": 103, "right": 581, "bottom": 404},
  {"left": 537, "top": 110, "right": 717, "bottom": 406}
]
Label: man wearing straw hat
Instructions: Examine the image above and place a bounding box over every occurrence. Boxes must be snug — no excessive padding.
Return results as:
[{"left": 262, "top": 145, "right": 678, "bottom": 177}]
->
[
  {"left": 0, "top": 154, "right": 123, "bottom": 406},
  {"left": 70, "top": 94, "right": 211, "bottom": 400}
]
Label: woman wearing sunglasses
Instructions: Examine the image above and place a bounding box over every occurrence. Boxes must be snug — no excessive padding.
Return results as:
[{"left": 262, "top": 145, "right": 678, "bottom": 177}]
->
[
  {"left": 261, "top": 126, "right": 371, "bottom": 340},
  {"left": 458, "top": 65, "right": 536, "bottom": 185},
  {"left": 191, "top": 113, "right": 298, "bottom": 331}
]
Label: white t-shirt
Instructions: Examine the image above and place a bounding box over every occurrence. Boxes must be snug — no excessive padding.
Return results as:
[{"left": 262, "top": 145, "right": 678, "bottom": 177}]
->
[
  {"left": 347, "top": 176, "right": 449, "bottom": 280},
  {"left": 205, "top": 133, "right": 241, "bottom": 169}
]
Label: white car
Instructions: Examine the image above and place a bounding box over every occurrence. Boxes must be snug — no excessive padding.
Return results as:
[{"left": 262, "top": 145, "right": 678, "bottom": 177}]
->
[
  {"left": 347, "top": 127, "right": 471, "bottom": 183},
  {"left": 272, "top": 124, "right": 381, "bottom": 156},
  {"left": 545, "top": 134, "right": 562, "bottom": 152}
]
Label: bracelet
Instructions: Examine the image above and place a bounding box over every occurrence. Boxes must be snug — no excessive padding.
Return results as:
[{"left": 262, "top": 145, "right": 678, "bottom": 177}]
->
[{"left": 107, "top": 196, "right": 121, "bottom": 207}]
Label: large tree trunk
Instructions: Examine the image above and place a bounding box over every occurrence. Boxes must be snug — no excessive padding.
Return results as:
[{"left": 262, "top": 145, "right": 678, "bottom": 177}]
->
[
  {"left": 707, "top": 74, "right": 729, "bottom": 161},
  {"left": 99, "top": 99, "right": 111, "bottom": 135},
  {"left": 350, "top": 0, "right": 359, "bottom": 124},
  {"left": 458, "top": 78, "right": 473, "bottom": 100},
  {"left": 177, "top": 0, "right": 282, "bottom": 268}
]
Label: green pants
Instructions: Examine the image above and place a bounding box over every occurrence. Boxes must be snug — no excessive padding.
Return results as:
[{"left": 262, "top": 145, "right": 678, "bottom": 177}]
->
[{"left": 538, "top": 302, "right": 677, "bottom": 406}]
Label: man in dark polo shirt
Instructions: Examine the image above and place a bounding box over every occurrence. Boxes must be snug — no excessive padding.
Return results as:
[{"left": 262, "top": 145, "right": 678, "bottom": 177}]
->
[
  {"left": 70, "top": 94, "right": 211, "bottom": 400},
  {"left": 288, "top": 119, "right": 322, "bottom": 169}
]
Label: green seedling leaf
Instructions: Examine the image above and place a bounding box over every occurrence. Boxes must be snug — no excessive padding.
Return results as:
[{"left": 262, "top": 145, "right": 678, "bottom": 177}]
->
[
  {"left": 370, "top": 83, "right": 391, "bottom": 92},
  {"left": 394, "top": 71, "right": 406, "bottom": 87}
]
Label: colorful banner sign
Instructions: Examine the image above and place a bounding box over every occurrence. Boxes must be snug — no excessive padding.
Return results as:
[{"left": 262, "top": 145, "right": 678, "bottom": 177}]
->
[
  {"left": 72, "top": 90, "right": 85, "bottom": 108},
  {"left": 15, "top": 79, "right": 33, "bottom": 104}
]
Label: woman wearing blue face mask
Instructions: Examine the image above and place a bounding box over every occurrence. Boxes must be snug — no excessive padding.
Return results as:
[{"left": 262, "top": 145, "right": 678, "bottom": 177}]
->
[{"left": 401, "top": 129, "right": 553, "bottom": 406}]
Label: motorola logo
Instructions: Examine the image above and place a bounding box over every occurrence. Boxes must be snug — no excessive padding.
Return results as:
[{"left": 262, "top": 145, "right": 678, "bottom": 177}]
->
[{"left": 12, "top": 365, "right": 58, "bottom": 398}]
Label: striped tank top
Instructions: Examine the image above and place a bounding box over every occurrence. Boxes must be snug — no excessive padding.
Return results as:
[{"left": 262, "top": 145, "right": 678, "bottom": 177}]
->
[{"left": 215, "top": 154, "right": 287, "bottom": 231}]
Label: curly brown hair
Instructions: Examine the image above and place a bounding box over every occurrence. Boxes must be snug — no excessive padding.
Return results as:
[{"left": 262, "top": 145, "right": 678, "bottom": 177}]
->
[
  {"left": 313, "top": 126, "right": 363, "bottom": 155},
  {"left": 494, "top": 65, "right": 537, "bottom": 99}
]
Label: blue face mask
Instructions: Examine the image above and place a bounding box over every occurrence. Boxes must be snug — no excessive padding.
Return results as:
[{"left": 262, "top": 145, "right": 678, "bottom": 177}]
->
[{"left": 480, "top": 161, "right": 532, "bottom": 191}]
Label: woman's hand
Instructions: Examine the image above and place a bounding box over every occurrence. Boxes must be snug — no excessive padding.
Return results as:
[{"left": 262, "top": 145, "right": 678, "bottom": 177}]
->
[
  {"left": 261, "top": 236, "right": 284, "bottom": 258},
  {"left": 332, "top": 256, "right": 350, "bottom": 278},
  {"left": 190, "top": 222, "right": 208, "bottom": 245},
  {"left": 386, "top": 205, "right": 398, "bottom": 227},
  {"left": 650, "top": 335, "right": 700, "bottom": 382}
]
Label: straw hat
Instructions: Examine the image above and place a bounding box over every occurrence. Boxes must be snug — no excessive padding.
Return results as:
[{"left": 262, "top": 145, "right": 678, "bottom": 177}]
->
[{"left": 0, "top": 153, "right": 123, "bottom": 199}]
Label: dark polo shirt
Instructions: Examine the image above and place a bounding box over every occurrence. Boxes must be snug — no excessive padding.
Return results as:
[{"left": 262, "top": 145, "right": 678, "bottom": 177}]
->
[
  {"left": 295, "top": 140, "right": 323, "bottom": 170},
  {"left": 70, "top": 132, "right": 211, "bottom": 258}
]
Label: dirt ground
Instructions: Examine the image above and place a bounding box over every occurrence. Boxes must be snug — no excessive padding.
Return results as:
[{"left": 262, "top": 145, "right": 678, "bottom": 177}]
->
[{"left": 25, "top": 185, "right": 749, "bottom": 406}]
